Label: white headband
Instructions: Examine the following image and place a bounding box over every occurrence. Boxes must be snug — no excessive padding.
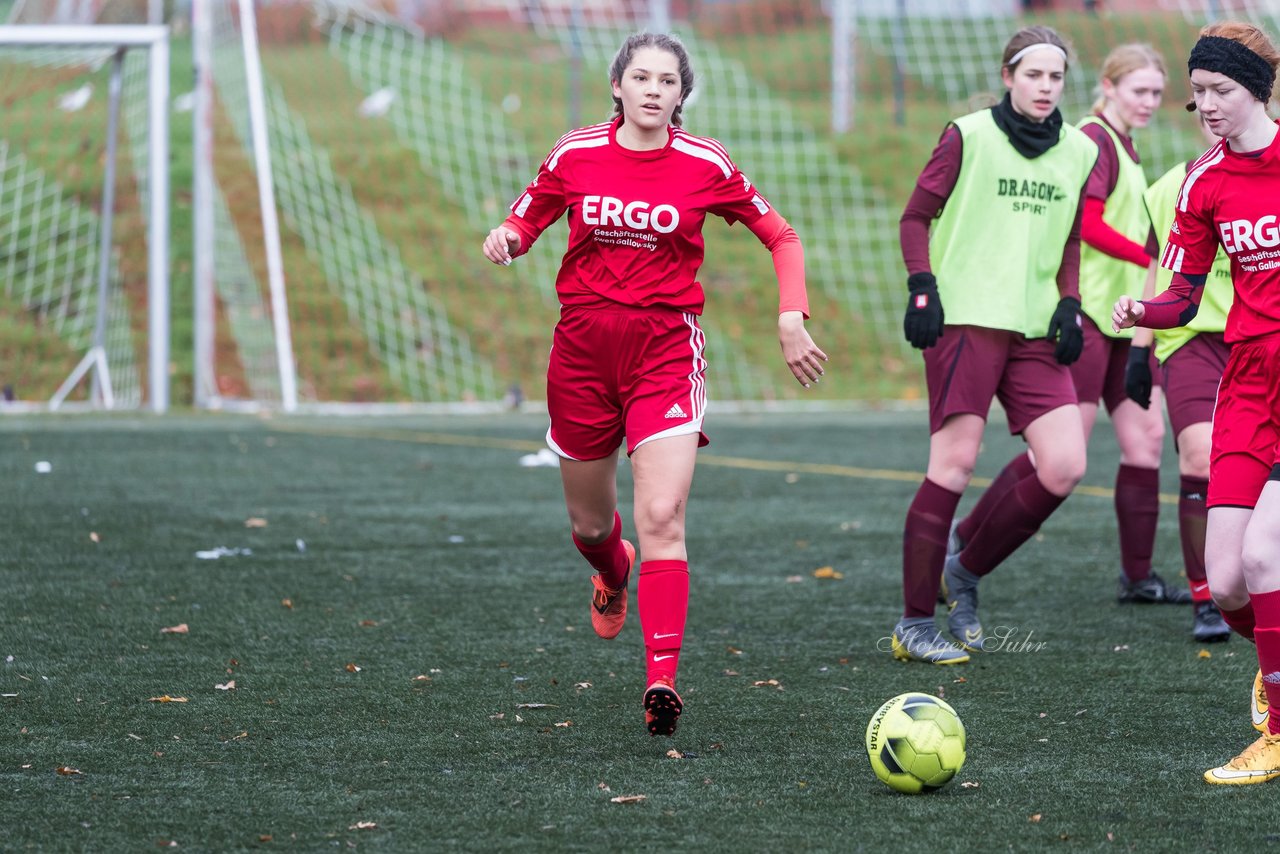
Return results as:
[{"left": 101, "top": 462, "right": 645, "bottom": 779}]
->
[{"left": 1007, "top": 42, "right": 1067, "bottom": 67}]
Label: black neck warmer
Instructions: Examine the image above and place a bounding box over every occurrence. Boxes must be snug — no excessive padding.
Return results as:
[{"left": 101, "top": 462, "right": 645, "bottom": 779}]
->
[
  {"left": 990, "top": 92, "right": 1064, "bottom": 159},
  {"left": 1187, "top": 35, "right": 1275, "bottom": 108}
]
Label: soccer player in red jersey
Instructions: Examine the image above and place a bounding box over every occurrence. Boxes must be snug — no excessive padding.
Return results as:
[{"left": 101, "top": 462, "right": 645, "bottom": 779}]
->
[
  {"left": 1113, "top": 21, "right": 1280, "bottom": 783},
  {"left": 482, "top": 33, "right": 827, "bottom": 736},
  {"left": 893, "top": 26, "right": 1095, "bottom": 664},
  {"left": 1072, "top": 45, "right": 1194, "bottom": 609}
]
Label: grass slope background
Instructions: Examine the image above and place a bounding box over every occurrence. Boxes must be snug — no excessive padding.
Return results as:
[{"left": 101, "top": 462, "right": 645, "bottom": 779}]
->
[
  {"left": 2, "top": 8, "right": 1215, "bottom": 405},
  {"left": 0, "top": 411, "right": 1269, "bottom": 850}
]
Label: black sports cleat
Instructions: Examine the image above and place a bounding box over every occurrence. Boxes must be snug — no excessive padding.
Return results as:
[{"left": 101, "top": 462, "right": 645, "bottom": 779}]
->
[
  {"left": 643, "top": 679, "right": 683, "bottom": 737},
  {"left": 1116, "top": 571, "right": 1193, "bottom": 604},
  {"left": 1193, "top": 601, "right": 1231, "bottom": 643}
]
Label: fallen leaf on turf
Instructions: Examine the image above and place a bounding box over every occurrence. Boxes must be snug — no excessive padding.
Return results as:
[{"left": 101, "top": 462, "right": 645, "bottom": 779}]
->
[
  {"left": 516, "top": 703, "right": 554, "bottom": 709},
  {"left": 1029, "top": 814, "right": 1042, "bottom": 823},
  {"left": 553, "top": 720, "right": 572, "bottom": 728},
  {"left": 359, "top": 620, "right": 378, "bottom": 627},
  {"left": 281, "top": 598, "right": 293, "bottom": 609},
  {"left": 159, "top": 624, "right": 189, "bottom": 635},
  {"left": 597, "top": 782, "right": 611, "bottom": 791},
  {"left": 259, "top": 836, "right": 272, "bottom": 843},
  {"left": 215, "top": 681, "right": 235, "bottom": 691},
  {"left": 961, "top": 781, "right": 980, "bottom": 788},
  {"left": 812, "top": 566, "right": 844, "bottom": 580},
  {"left": 89, "top": 532, "right": 100, "bottom": 543},
  {"left": 1038, "top": 712, "right": 1047, "bottom": 718},
  {"left": 666, "top": 749, "right": 682, "bottom": 759},
  {"left": 244, "top": 517, "right": 268, "bottom": 528},
  {"left": 148, "top": 696, "right": 188, "bottom": 703},
  {"left": 345, "top": 663, "right": 362, "bottom": 673},
  {"left": 723, "top": 670, "right": 739, "bottom": 676},
  {"left": 610, "top": 795, "right": 646, "bottom": 804},
  {"left": 1198, "top": 649, "right": 1212, "bottom": 659},
  {"left": 953, "top": 677, "right": 967, "bottom": 683},
  {"left": 56, "top": 766, "right": 82, "bottom": 776},
  {"left": 348, "top": 821, "right": 377, "bottom": 830},
  {"left": 785, "top": 575, "right": 803, "bottom": 583},
  {"left": 574, "top": 682, "right": 592, "bottom": 690},
  {"left": 752, "top": 679, "right": 783, "bottom": 690},
  {"left": 412, "top": 675, "right": 431, "bottom": 682},
  {"left": 1113, "top": 644, "right": 1130, "bottom": 652},
  {"left": 1107, "top": 833, "right": 1115, "bottom": 841},
  {"left": 490, "top": 713, "right": 504, "bottom": 720},
  {"left": 726, "top": 646, "right": 743, "bottom": 655}
]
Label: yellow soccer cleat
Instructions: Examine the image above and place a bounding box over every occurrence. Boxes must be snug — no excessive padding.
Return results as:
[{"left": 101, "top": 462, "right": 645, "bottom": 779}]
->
[
  {"left": 1204, "top": 733, "right": 1280, "bottom": 785},
  {"left": 1253, "top": 669, "right": 1270, "bottom": 735}
]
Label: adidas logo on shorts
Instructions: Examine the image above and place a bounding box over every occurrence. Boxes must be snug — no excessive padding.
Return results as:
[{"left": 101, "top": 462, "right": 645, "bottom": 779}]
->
[{"left": 664, "top": 403, "right": 687, "bottom": 419}]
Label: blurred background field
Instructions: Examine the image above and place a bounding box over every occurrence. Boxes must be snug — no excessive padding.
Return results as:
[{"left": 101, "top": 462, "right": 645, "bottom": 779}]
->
[{"left": 0, "top": 0, "right": 1260, "bottom": 410}]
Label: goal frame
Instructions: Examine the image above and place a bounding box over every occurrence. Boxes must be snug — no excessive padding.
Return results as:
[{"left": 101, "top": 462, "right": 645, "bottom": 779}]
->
[{"left": 0, "top": 23, "right": 170, "bottom": 412}]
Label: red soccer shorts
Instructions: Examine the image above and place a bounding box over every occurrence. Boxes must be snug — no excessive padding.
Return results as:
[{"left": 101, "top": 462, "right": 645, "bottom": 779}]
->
[
  {"left": 1160, "top": 332, "right": 1228, "bottom": 440},
  {"left": 1208, "top": 334, "right": 1280, "bottom": 508},
  {"left": 923, "top": 324, "right": 1078, "bottom": 435},
  {"left": 545, "top": 304, "right": 709, "bottom": 461},
  {"left": 1070, "top": 315, "right": 1161, "bottom": 413}
]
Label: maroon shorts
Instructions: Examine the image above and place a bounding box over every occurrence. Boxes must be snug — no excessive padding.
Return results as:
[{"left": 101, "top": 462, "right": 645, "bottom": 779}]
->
[
  {"left": 1070, "top": 315, "right": 1160, "bottom": 412},
  {"left": 923, "top": 325, "right": 1078, "bottom": 435},
  {"left": 545, "top": 305, "right": 709, "bottom": 461},
  {"left": 1160, "top": 332, "right": 1228, "bottom": 439},
  {"left": 1208, "top": 335, "right": 1280, "bottom": 508}
]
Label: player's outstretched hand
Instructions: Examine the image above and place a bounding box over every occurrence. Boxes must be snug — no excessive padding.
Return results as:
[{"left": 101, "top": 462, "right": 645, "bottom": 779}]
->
[
  {"left": 1112, "top": 296, "right": 1145, "bottom": 333},
  {"left": 482, "top": 225, "right": 522, "bottom": 266},
  {"left": 778, "top": 311, "right": 828, "bottom": 389}
]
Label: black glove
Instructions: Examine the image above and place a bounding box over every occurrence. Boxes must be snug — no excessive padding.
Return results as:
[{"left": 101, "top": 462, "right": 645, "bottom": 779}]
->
[
  {"left": 903, "top": 272, "right": 944, "bottom": 350},
  {"left": 1047, "top": 296, "right": 1084, "bottom": 365},
  {"left": 1125, "top": 345, "right": 1153, "bottom": 409}
]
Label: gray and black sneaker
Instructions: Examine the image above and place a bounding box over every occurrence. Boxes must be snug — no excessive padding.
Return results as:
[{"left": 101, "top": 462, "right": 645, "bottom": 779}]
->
[
  {"left": 890, "top": 618, "right": 970, "bottom": 665},
  {"left": 937, "top": 519, "right": 966, "bottom": 605},
  {"left": 1193, "top": 601, "right": 1231, "bottom": 643},
  {"left": 942, "top": 554, "right": 985, "bottom": 652},
  {"left": 1116, "top": 571, "right": 1193, "bottom": 604}
]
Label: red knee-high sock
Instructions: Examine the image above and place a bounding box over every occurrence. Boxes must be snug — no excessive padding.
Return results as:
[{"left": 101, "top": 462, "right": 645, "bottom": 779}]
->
[
  {"left": 1115, "top": 464, "right": 1160, "bottom": 582},
  {"left": 1178, "top": 476, "right": 1211, "bottom": 602},
  {"left": 902, "top": 478, "right": 963, "bottom": 618},
  {"left": 572, "top": 512, "right": 630, "bottom": 589},
  {"left": 960, "top": 473, "right": 1068, "bottom": 577},
  {"left": 956, "top": 452, "right": 1035, "bottom": 546},
  {"left": 638, "top": 559, "right": 689, "bottom": 685},
  {"left": 1220, "top": 601, "right": 1256, "bottom": 642},
  {"left": 1250, "top": 589, "right": 1280, "bottom": 736}
]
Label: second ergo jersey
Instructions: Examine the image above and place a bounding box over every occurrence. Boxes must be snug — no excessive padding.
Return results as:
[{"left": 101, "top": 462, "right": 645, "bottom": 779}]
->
[
  {"left": 506, "top": 118, "right": 772, "bottom": 314},
  {"left": 1163, "top": 122, "right": 1280, "bottom": 342}
]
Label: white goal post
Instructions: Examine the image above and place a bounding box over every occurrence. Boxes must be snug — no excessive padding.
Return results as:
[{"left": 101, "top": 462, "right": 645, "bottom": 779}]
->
[{"left": 0, "top": 23, "right": 169, "bottom": 412}]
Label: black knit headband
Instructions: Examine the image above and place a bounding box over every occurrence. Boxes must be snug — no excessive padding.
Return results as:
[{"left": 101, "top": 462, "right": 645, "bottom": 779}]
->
[{"left": 1187, "top": 35, "right": 1275, "bottom": 106}]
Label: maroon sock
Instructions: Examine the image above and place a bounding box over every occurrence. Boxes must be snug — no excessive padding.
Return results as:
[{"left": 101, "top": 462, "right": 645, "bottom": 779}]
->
[
  {"left": 956, "top": 451, "right": 1034, "bottom": 546},
  {"left": 1115, "top": 464, "right": 1160, "bottom": 582},
  {"left": 1250, "top": 590, "right": 1280, "bottom": 736},
  {"left": 960, "top": 472, "right": 1067, "bottom": 577},
  {"left": 1178, "top": 476, "right": 1210, "bottom": 602},
  {"left": 638, "top": 559, "right": 689, "bottom": 685},
  {"left": 1220, "top": 601, "right": 1256, "bottom": 642},
  {"left": 902, "top": 479, "right": 963, "bottom": 619},
  {"left": 572, "top": 512, "right": 629, "bottom": 589}
]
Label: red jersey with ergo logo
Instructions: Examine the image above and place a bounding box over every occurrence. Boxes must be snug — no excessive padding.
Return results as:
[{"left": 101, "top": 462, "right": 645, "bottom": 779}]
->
[
  {"left": 504, "top": 117, "right": 772, "bottom": 315},
  {"left": 1163, "top": 122, "right": 1280, "bottom": 343}
]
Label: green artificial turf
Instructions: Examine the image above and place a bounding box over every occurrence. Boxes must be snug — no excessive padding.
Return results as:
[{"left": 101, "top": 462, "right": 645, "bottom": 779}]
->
[{"left": 1, "top": 411, "right": 1270, "bottom": 851}]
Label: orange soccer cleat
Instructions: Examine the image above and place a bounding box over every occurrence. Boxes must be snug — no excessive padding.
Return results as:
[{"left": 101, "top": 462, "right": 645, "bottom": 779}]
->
[
  {"left": 590, "top": 539, "right": 635, "bottom": 640},
  {"left": 643, "top": 677, "right": 683, "bottom": 737}
]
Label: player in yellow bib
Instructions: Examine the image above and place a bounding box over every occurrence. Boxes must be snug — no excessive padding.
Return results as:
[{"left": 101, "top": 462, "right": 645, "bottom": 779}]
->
[
  {"left": 1127, "top": 110, "right": 1233, "bottom": 642},
  {"left": 892, "top": 26, "right": 1097, "bottom": 663},
  {"left": 1070, "top": 45, "right": 1194, "bottom": 610}
]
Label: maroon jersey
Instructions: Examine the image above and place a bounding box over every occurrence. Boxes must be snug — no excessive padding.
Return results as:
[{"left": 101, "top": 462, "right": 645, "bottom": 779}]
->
[
  {"left": 1163, "top": 124, "right": 1280, "bottom": 342},
  {"left": 506, "top": 118, "right": 773, "bottom": 315}
]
